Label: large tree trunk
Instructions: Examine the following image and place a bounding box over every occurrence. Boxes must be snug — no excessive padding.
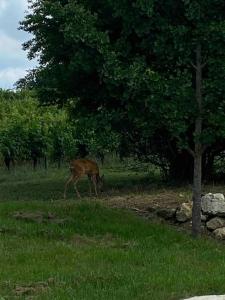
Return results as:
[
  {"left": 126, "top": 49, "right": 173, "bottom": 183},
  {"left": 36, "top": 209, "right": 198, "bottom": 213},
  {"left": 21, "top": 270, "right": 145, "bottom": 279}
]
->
[
  {"left": 192, "top": 141, "right": 202, "bottom": 237},
  {"left": 192, "top": 44, "right": 203, "bottom": 237}
]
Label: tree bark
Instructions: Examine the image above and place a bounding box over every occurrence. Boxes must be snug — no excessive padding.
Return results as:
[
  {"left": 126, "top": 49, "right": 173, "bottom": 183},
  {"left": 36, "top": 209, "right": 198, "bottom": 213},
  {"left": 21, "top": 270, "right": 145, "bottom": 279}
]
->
[
  {"left": 192, "top": 44, "right": 203, "bottom": 237},
  {"left": 192, "top": 146, "right": 202, "bottom": 237}
]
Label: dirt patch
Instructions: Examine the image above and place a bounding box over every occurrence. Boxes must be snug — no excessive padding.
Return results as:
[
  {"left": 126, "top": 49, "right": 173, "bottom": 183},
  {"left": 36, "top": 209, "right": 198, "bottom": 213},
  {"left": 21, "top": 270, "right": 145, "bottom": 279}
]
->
[
  {"left": 72, "top": 234, "right": 98, "bottom": 246},
  {"left": 103, "top": 191, "right": 191, "bottom": 211},
  {"left": 14, "top": 278, "right": 54, "bottom": 297},
  {"left": 100, "top": 192, "right": 196, "bottom": 234},
  {"left": 71, "top": 233, "right": 137, "bottom": 249},
  {"left": 12, "top": 211, "right": 69, "bottom": 225}
]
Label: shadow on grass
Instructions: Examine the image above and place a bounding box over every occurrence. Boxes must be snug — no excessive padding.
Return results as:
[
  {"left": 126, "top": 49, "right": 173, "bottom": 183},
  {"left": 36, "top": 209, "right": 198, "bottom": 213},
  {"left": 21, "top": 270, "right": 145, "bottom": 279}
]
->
[{"left": 0, "top": 166, "right": 168, "bottom": 201}]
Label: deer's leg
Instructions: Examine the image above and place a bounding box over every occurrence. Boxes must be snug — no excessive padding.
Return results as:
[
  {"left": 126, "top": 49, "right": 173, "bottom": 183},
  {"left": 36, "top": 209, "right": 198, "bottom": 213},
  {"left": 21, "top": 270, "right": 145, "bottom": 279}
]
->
[
  {"left": 88, "top": 175, "right": 92, "bottom": 196},
  {"left": 64, "top": 175, "right": 74, "bottom": 200},
  {"left": 91, "top": 175, "right": 98, "bottom": 197},
  {"left": 73, "top": 176, "right": 81, "bottom": 198}
]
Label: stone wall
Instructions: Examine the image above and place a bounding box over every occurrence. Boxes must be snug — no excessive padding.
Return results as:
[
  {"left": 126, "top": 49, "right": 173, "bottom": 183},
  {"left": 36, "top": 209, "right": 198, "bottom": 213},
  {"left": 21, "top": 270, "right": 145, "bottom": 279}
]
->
[{"left": 135, "top": 193, "right": 225, "bottom": 239}]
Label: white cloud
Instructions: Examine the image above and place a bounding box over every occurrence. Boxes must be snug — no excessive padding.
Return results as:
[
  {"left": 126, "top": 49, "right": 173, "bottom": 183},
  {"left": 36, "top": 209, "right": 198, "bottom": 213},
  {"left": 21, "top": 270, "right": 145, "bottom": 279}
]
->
[
  {"left": 0, "top": 0, "right": 36, "bottom": 89},
  {"left": 0, "top": 67, "right": 27, "bottom": 88},
  {"left": 20, "top": 0, "right": 28, "bottom": 9},
  {"left": 0, "top": 30, "right": 21, "bottom": 53},
  {"left": 0, "top": 0, "right": 8, "bottom": 12}
]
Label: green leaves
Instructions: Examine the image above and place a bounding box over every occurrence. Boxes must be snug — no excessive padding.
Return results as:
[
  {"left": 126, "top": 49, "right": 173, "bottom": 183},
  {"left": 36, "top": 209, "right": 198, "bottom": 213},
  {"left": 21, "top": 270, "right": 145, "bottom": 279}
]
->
[
  {"left": 0, "top": 90, "right": 121, "bottom": 163},
  {"left": 18, "top": 0, "right": 225, "bottom": 176},
  {"left": 0, "top": 90, "right": 66, "bottom": 162}
]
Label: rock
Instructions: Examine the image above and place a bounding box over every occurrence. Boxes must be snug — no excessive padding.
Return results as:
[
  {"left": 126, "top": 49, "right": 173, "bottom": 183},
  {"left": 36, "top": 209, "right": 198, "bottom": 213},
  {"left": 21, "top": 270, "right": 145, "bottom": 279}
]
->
[
  {"left": 176, "top": 202, "right": 192, "bottom": 222},
  {"left": 157, "top": 208, "right": 176, "bottom": 220},
  {"left": 214, "top": 193, "right": 225, "bottom": 200},
  {"left": 213, "top": 227, "right": 225, "bottom": 240},
  {"left": 183, "top": 296, "right": 225, "bottom": 300},
  {"left": 206, "top": 217, "right": 225, "bottom": 230},
  {"left": 201, "top": 214, "right": 207, "bottom": 222},
  {"left": 201, "top": 193, "right": 225, "bottom": 216}
]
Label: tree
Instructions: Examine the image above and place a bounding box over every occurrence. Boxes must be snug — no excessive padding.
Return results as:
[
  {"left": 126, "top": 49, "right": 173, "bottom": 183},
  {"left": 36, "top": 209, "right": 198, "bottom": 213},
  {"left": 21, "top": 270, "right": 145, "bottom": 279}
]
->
[
  {"left": 19, "top": 0, "right": 225, "bottom": 236},
  {"left": 0, "top": 91, "right": 71, "bottom": 168}
]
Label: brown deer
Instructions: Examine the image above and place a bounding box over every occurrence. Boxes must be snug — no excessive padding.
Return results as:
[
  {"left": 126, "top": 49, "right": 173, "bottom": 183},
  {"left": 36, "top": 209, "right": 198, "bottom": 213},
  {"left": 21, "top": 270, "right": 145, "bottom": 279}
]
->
[{"left": 64, "top": 159, "right": 104, "bottom": 199}]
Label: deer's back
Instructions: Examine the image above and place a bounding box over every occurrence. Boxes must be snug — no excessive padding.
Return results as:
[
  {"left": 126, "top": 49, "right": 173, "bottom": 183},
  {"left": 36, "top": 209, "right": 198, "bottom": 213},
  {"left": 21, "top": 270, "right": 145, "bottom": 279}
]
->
[{"left": 70, "top": 159, "right": 99, "bottom": 175}]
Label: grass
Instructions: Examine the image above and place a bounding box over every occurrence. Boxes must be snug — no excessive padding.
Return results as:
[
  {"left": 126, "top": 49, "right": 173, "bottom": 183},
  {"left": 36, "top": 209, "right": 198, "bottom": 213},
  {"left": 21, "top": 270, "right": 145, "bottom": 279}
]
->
[
  {"left": 0, "top": 165, "right": 225, "bottom": 299},
  {"left": 0, "top": 164, "right": 161, "bottom": 202}
]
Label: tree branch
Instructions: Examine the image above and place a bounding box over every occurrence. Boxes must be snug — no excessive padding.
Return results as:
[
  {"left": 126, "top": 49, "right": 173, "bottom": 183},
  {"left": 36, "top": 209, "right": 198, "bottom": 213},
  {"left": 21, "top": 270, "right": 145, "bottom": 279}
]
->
[
  {"left": 191, "top": 62, "right": 197, "bottom": 70},
  {"left": 191, "top": 62, "right": 207, "bottom": 70}
]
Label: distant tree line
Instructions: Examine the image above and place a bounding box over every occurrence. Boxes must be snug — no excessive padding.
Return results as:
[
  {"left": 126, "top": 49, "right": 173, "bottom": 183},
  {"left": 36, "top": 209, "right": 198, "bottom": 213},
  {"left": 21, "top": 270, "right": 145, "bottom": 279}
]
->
[{"left": 0, "top": 89, "right": 119, "bottom": 170}]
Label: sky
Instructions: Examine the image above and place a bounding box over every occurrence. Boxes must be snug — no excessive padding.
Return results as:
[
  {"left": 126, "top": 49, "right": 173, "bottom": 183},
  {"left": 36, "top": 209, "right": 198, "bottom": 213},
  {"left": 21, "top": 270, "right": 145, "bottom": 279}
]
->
[{"left": 0, "top": 0, "right": 36, "bottom": 89}]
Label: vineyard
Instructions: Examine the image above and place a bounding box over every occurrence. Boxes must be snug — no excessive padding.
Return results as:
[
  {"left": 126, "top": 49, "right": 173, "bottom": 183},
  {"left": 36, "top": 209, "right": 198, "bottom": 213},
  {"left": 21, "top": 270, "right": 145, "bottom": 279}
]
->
[{"left": 0, "top": 89, "right": 119, "bottom": 170}]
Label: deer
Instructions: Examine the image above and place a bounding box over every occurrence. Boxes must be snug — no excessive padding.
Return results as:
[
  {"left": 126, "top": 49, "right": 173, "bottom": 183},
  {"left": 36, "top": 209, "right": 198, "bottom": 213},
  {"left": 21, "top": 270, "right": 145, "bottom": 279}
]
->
[{"left": 64, "top": 159, "right": 104, "bottom": 199}]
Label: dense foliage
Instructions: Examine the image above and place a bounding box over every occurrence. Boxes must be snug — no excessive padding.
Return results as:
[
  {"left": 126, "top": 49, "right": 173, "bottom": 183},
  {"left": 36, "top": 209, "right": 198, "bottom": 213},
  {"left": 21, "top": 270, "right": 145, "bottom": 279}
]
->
[
  {"left": 0, "top": 90, "right": 119, "bottom": 168},
  {"left": 18, "top": 0, "right": 225, "bottom": 181}
]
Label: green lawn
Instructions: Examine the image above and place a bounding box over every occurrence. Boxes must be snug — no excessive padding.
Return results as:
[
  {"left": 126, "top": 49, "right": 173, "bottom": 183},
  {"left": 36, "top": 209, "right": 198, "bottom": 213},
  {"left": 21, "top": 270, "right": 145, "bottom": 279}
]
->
[
  {"left": 0, "top": 167, "right": 225, "bottom": 299},
  {"left": 0, "top": 165, "right": 161, "bottom": 202}
]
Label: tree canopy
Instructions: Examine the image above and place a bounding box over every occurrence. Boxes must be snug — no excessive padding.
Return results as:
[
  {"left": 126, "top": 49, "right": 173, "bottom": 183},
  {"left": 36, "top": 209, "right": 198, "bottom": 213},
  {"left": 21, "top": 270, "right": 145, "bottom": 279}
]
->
[{"left": 18, "top": 0, "right": 225, "bottom": 179}]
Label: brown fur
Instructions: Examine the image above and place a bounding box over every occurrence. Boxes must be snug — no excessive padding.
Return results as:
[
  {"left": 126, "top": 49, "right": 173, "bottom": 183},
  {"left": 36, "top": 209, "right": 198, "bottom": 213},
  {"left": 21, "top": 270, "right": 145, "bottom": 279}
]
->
[{"left": 64, "top": 159, "right": 103, "bottom": 199}]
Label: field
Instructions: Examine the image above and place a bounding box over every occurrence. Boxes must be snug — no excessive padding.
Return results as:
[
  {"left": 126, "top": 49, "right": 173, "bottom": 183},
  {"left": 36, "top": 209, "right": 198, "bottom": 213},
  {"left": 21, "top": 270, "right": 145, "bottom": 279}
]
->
[{"left": 0, "top": 165, "right": 225, "bottom": 299}]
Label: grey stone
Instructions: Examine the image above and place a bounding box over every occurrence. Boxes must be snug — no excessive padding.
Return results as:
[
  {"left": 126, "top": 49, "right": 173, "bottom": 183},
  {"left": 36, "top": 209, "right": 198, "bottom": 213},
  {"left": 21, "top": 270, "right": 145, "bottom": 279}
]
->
[
  {"left": 206, "top": 217, "right": 225, "bottom": 230},
  {"left": 176, "top": 202, "right": 192, "bottom": 222},
  {"left": 201, "top": 214, "right": 207, "bottom": 222},
  {"left": 201, "top": 193, "right": 225, "bottom": 216},
  {"left": 213, "top": 227, "right": 225, "bottom": 240}
]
